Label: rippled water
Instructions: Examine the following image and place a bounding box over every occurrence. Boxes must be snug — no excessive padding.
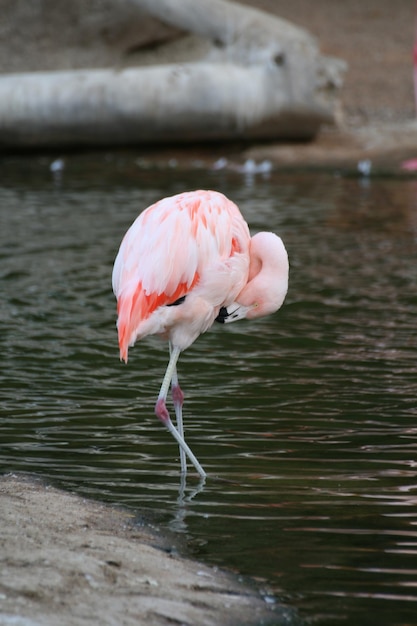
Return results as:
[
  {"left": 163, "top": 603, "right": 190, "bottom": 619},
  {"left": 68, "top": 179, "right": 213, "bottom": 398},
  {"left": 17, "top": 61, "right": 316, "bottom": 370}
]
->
[{"left": 2, "top": 155, "right": 417, "bottom": 625}]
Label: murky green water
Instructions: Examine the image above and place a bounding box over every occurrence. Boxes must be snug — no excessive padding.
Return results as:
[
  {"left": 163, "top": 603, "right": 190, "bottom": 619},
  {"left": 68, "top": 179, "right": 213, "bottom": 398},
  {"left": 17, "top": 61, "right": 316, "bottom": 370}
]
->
[{"left": 2, "top": 154, "right": 417, "bottom": 625}]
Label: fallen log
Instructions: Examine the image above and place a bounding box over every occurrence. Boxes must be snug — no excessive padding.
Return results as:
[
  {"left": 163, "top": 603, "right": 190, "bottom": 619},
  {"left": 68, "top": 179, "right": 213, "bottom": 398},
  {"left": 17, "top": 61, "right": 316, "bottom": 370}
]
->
[{"left": 0, "top": 0, "right": 345, "bottom": 149}]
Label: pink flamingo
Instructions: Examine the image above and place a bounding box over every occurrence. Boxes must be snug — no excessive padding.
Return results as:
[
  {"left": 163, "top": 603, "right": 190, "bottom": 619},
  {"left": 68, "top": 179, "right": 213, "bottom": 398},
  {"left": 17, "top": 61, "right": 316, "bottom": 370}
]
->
[{"left": 112, "top": 190, "right": 289, "bottom": 478}]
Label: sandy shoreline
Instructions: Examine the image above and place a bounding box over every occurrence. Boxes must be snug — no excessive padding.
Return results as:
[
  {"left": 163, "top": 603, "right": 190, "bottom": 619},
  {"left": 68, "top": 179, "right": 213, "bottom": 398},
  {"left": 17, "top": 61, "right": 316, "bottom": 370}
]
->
[{"left": 0, "top": 474, "right": 291, "bottom": 626}]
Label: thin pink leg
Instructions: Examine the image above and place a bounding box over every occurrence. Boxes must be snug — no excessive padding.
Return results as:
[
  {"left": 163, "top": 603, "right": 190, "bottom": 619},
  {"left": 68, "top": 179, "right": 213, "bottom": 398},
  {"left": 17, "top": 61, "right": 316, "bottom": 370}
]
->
[
  {"left": 155, "top": 397, "right": 170, "bottom": 423},
  {"left": 172, "top": 382, "right": 184, "bottom": 408},
  {"left": 154, "top": 343, "right": 206, "bottom": 478},
  {"left": 172, "top": 378, "right": 186, "bottom": 474}
]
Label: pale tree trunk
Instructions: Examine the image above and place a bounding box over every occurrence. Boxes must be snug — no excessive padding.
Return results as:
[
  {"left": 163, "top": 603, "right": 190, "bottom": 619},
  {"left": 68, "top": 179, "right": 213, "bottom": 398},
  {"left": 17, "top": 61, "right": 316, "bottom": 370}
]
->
[{"left": 0, "top": 0, "right": 345, "bottom": 149}]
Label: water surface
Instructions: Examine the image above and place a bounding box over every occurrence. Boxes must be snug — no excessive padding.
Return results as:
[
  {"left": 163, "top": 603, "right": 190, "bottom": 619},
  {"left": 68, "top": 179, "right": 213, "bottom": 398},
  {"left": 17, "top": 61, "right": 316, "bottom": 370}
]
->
[{"left": 1, "top": 155, "right": 417, "bottom": 625}]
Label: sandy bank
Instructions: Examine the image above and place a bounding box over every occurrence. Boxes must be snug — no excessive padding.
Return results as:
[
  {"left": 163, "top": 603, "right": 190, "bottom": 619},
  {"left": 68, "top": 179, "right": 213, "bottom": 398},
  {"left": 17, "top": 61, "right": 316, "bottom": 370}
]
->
[{"left": 0, "top": 474, "right": 291, "bottom": 626}]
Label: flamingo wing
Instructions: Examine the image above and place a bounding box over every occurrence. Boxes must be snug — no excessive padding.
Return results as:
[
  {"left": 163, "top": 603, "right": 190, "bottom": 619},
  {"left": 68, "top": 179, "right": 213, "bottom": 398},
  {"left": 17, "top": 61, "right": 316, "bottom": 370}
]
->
[{"left": 112, "top": 190, "right": 250, "bottom": 361}]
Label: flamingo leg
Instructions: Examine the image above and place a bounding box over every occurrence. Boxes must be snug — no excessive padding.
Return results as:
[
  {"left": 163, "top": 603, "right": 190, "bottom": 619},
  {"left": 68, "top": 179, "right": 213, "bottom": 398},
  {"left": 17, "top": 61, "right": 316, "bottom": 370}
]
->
[
  {"left": 155, "top": 344, "right": 206, "bottom": 479},
  {"left": 170, "top": 343, "right": 187, "bottom": 475}
]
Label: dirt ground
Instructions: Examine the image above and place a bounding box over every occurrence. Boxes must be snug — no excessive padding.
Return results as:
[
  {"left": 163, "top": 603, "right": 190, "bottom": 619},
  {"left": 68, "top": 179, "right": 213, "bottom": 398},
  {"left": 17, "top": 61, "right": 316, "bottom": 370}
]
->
[
  {"left": 247, "top": 0, "right": 416, "bottom": 127},
  {"left": 243, "top": 0, "right": 417, "bottom": 169},
  {"left": 1, "top": 2, "right": 417, "bottom": 626}
]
